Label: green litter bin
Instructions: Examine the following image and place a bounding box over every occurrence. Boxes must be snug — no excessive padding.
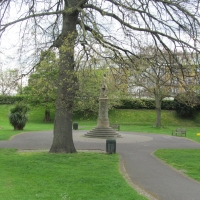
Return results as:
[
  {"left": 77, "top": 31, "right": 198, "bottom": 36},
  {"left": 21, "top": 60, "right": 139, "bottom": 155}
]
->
[
  {"left": 106, "top": 139, "right": 116, "bottom": 154},
  {"left": 73, "top": 122, "right": 78, "bottom": 130}
]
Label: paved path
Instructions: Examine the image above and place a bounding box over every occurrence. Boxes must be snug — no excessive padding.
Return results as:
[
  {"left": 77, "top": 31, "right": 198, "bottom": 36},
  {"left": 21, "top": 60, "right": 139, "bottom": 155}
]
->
[{"left": 1, "top": 130, "right": 200, "bottom": 200}]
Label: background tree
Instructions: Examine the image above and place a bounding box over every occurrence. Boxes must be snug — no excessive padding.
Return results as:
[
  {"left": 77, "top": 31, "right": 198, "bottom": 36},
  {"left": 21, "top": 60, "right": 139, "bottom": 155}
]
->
[
  {"left": 1, "top": 0, "right": 200, "bottom": 153},
  {"left": 24, "top": 52, "right": 125, "bottom": 118},
  {"left": 75, "top": 57, "right": 127, "bottom": 116},
  {"left": 128, "top": 46, "right": 175, "bottom": 127},
  {"left": 174, "top": 93, "right": 198, "bottom": 118},
  {"left": 23, "top": 50, "right": 58, "bottom": 122},
  {"left": 171, "top": 59, "right": 200, "bottom": 108},
  {"left": 0, "top": 68, "right": 19, "bottom": 95}
]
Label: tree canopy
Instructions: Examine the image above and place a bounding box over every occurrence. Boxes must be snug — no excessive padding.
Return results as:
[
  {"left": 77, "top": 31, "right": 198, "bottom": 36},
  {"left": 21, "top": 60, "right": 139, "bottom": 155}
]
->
[
  {"left": 22, "top": 50, "right": 58, "bottom": 121},
  {"left": 0, "top": 68, "right": 19, "bottom": 95},
  {"left": 1, "top": 0, "right": 200, "bottom": 153}
]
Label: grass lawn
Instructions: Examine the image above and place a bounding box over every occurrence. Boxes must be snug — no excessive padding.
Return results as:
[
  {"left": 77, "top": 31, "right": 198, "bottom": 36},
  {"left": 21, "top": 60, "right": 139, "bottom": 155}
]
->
[
  {"left": 0, "top": 149, "right": 147, "bottom": 200},
  {"left": 0, "top": 105, "right": 54, "bottom": 140},
  {"left": 1, "top": 105, "right": 200, "bottom": 197},
  {"left": 154, "top": 149, "right": 200, "bottom": 182},
  {"left": 1, "top": 105, "right": 200, "bottom": 142}
]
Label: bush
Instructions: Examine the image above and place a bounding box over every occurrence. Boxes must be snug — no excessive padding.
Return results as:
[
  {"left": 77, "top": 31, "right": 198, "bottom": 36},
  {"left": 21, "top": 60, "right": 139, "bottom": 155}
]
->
[
  {"left": 174, "top": 96, "right": 196, "bottom": 118},
  {"left": 161, "top": 100, "right": 175, "bottom": 110},
  {"left": 8, "top": 103, "right": 29, "bottom": 130}
]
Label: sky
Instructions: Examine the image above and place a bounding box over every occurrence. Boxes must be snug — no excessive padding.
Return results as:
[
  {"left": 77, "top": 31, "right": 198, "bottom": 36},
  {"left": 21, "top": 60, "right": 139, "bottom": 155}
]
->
[
  {"left": 0, "top": 26, "right": 29, "bottom": 87},
  {"left": 0, "top": 0, "right": 199, "bottom": 89}
]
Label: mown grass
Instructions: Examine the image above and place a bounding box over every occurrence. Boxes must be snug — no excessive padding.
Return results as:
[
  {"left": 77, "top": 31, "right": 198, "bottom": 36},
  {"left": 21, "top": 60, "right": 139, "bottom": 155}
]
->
[
  {"left": 75, "top": 109, "right": 200, "bottom": 143},
  {"left": 0, "top": 105, "right": 54, "bottom": 140},
  {"left": 108, "top": 109, "right": 200, "bottom": 126},
  {"left": 0, "top": 149, "right": 147, "bottom": 200},
  {"left": 1, "top": 105, "right": 200, "bottom": 197},
  {"left": 154, "top": 149, "right": 200, "bottom": 182},
  {"left": 1, "top": 105, "right": 200, "bottom": 142}
]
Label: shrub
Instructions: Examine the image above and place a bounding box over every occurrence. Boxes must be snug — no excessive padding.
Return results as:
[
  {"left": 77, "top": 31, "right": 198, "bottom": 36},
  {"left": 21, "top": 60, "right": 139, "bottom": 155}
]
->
[
  {"left": 8, "top": 103, "right": 29, "bottom": 130},
  {"left": 161, "top": 100, "right": 175, "bottom": 110},
  {"left": 174, "top": 96, "right": 196, "bottom": 118}
]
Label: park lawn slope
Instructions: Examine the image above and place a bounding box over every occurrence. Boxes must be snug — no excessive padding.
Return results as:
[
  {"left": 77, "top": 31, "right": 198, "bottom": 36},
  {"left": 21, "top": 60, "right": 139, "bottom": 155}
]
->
[
  {"left": 1, "top": 105, "right": 200, "bottom": 142},
  {"left": 109, "top": 109, "right": 200, "bottom": 126},
  {"left": 0, "top": 149, "right": 147, "bottom": 200},
  {"left": 154, "top": 149, "right": 200, "bottom": 182}
]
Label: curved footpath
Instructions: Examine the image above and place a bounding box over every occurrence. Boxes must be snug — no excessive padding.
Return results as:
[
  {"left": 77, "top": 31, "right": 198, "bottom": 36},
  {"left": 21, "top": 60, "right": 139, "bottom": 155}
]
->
[{"left": 0, "top": 130, "right": 200, "bottom": 200}]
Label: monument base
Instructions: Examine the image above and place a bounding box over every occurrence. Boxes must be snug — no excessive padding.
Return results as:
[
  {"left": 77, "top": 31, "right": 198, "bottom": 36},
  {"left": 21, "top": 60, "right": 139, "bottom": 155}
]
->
[{"left": 84, "top": 127, "right": 121, "bottom": 139}]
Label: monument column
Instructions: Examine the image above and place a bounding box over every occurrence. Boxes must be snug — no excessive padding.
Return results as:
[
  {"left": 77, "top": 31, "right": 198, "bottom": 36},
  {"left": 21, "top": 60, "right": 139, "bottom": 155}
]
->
[
  {"left": 97, "top": 97, "right": 109, "bottom": 128},
  {"left": 84, "top": 74, "right": 121, "bottom": 138}
]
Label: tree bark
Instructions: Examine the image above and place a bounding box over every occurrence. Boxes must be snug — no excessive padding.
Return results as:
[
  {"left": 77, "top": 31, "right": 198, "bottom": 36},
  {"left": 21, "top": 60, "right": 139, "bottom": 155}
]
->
[
  {"left": 155, "top": 94, "right": 162, "bottom": 127},
  {"left": 50, "top": 1, "right": 80, "bottom": 153},
  {"left": 43, "top": 110, "right": 52, "bottom": 122}
]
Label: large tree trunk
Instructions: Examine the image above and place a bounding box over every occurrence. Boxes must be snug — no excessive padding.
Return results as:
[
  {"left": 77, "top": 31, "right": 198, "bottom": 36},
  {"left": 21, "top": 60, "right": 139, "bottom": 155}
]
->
[
  {"left": 43, "top": 109, "right": 52, "bottom": 122},
  {"left": 155, "top": 94, "right": 162, "bottom": 127},
  {"left": 50, "top": 1, "right": 80, "bottom": 153}
]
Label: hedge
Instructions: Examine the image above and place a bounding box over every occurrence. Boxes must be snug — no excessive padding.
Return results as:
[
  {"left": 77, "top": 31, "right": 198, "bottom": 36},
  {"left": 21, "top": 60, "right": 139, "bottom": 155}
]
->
[
  {"left": 0, "top": 95, "right": 25, "bottom": 104},
  {"left": 0, "top": 95, "right": 175, "bottom": 110},
  {"left": 113, "top": 99, "right": 175, "bottom": 110}
]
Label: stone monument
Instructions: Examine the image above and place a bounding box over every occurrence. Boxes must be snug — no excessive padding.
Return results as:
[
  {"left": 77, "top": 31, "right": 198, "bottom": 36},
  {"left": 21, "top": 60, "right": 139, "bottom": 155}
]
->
[{"left": 84, "top": 74, "right": 121, "bottom": 138}]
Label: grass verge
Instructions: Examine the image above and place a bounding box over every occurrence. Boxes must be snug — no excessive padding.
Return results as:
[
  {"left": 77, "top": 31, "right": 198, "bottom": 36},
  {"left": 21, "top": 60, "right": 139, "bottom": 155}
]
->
[
  {"left": 0, "top": 149, "right": 147, "bottom": 200},
  {"left": 154, "top": 149, "right": 200, "bottom": 182}
]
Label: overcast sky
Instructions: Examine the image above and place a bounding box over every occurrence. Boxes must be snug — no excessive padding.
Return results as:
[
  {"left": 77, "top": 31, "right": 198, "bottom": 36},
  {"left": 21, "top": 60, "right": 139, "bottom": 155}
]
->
[{"left": 1, "top": 1, "right": 199, "bottom": 73}]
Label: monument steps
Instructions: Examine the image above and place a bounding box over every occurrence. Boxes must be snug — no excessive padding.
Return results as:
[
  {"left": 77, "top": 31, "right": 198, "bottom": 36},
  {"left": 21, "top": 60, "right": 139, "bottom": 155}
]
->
[
  {"left": 85, "top": 127, "right": 121, "bottom": 138},
  {"left": 84, "top": 135, "right": 121, "bottom": 138},
  {"left": 90, "top": 127, "right": 117, "bottom": 132}
]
